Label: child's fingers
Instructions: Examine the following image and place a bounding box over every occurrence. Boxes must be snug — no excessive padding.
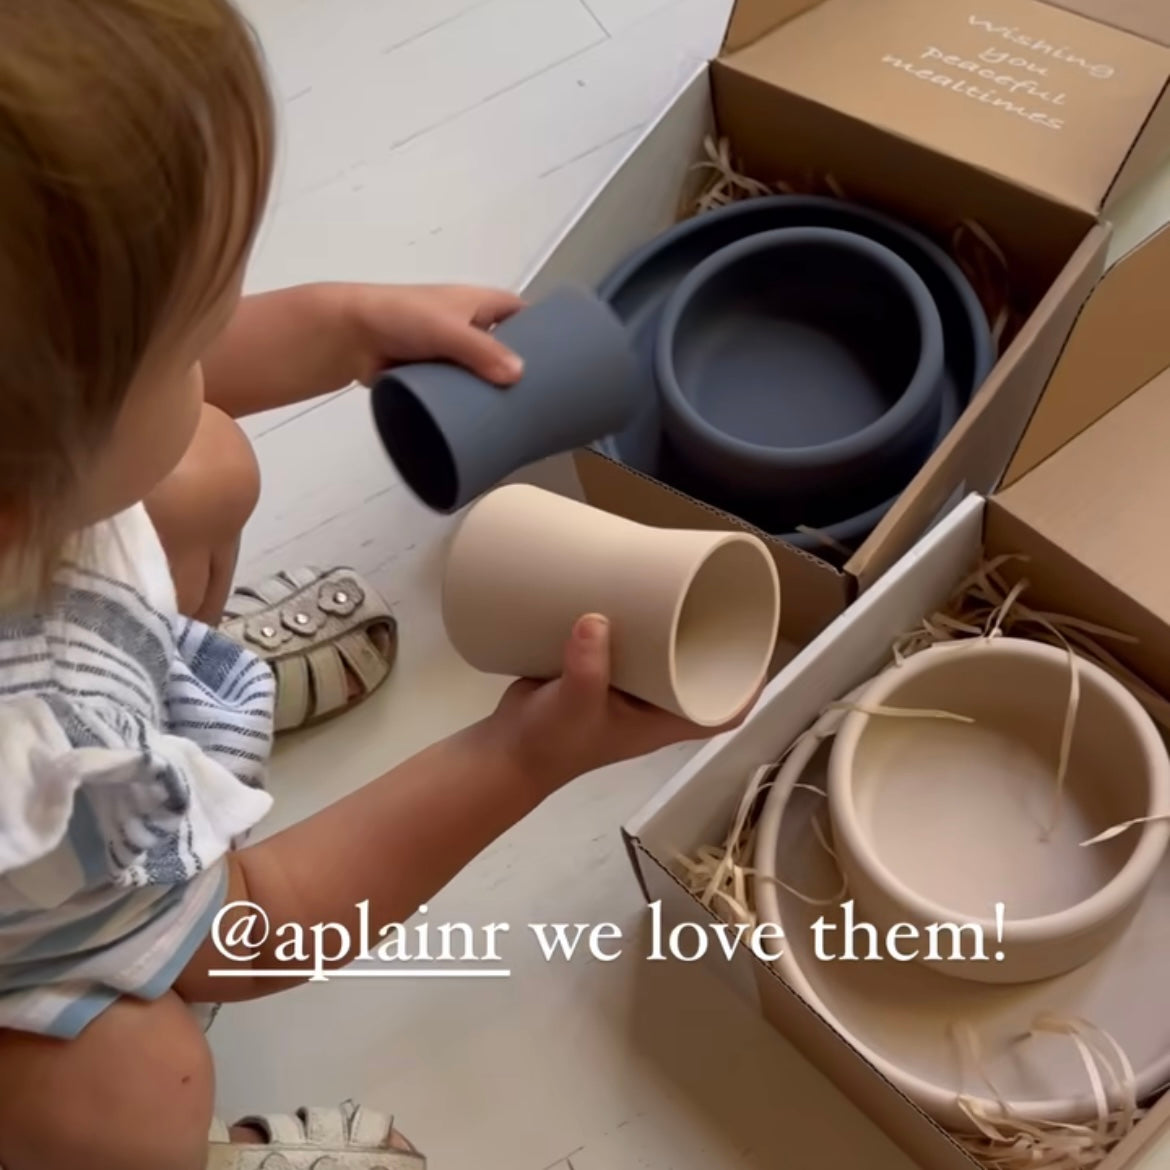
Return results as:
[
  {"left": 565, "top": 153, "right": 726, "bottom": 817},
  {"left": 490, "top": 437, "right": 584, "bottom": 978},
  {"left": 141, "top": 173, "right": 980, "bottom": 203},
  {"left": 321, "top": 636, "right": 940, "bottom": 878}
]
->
[{"left": 439, "top": 318, "right": 524, "bottom": 385}]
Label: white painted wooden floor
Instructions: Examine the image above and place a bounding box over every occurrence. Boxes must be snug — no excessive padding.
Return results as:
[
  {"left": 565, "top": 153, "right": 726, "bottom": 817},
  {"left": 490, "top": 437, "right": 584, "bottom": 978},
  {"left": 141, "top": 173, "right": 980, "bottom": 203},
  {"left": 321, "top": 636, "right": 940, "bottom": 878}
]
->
[{"left": 211, "top": 3, "right": 914, "bottom": 1167}]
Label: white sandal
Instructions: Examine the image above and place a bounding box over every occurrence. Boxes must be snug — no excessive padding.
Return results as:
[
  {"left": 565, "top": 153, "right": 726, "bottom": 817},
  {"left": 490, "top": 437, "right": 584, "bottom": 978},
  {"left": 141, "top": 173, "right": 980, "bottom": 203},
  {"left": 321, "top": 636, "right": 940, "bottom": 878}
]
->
[
  {"left": 207, "top": 1101, "right": 424, "bottom": 1169},
  {"left": 220, "top": 567, "right": 398, "bottom": 735}
]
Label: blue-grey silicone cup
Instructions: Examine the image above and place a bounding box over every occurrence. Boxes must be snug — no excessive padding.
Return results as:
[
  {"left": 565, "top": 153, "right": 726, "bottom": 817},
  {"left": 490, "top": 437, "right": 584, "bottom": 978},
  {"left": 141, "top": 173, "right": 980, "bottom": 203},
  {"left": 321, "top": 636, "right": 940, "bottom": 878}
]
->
[
  {"left": 655, "top": 227, "right": 947, "bottom": 524},
  {"left": 371, "top": 286, "right": 645, "bottom": 513}
]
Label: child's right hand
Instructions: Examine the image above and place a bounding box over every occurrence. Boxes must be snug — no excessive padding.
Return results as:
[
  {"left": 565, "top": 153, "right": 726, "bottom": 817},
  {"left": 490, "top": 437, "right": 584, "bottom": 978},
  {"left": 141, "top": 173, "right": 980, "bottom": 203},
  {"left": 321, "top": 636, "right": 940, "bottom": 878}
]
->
[{"left": 482, "top": 613, "right": 756, "bottom": 796}]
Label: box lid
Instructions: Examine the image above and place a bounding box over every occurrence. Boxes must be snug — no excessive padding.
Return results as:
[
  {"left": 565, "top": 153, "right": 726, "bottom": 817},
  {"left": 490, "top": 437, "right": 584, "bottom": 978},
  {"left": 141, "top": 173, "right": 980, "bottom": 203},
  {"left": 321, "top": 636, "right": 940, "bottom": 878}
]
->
[
  {"left": 992, "top": 362, "right": 1170, "bottom": 657},
  {"left": 720, "top": 0, "right": 1170, "bottom": 215},
  {"left": 722, "top": 0, "right": 823, "bottom": 52},
  {"left": 992, "top": 183, "right": 1170, "bottom": 643},
  {"left": 1002, "top": 218, "right": 1170, "bottom": 484},
  {"left": 723, "top": 1, "right": 1170, "bottom": 62}
]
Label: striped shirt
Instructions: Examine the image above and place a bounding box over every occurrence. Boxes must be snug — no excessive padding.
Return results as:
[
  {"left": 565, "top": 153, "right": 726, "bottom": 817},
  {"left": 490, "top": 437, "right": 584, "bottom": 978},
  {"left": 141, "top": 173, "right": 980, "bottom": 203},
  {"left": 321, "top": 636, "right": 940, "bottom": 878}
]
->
[{"left": 0, "top": 504, "right": 274, "bottom": 1037}]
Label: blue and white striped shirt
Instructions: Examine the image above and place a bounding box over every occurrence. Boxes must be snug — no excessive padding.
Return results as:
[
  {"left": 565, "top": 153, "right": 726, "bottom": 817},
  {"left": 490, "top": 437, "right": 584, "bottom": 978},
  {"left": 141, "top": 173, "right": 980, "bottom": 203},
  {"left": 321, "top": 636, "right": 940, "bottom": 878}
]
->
[{"left": 0, "top": 504, "right": 274, "bottom": 1036}]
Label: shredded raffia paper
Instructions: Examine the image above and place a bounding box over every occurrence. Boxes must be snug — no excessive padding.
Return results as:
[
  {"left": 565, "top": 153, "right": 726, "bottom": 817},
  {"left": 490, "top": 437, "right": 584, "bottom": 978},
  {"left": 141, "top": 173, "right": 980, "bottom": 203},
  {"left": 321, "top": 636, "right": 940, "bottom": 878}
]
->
[
  {"left": 826, "top": 700, "right": 974, "bottom": 724},
  {"left": 688, "top": 135, "right": 777, "bottom": 211},
  {"left": 951, "top": 1016, "right": 1148, "bottom": 1168},
  {"left": 793, "top": 524, "right": 855, "bottom": 559},
  {"left": 685, "top": 135, "right": 1020, "bottom": 348},
  {"left": 952, "top": 219, "right": 1014, "bottom": 346},
  {"left": 1081, "top": 811, "right": 1170, "bottom": 847},
  {"left": 674, "top": 558, "right": 1168, "bottom": 1167},
  {"left": 672, "top": 740, "right": 850, "bottom": 927}
]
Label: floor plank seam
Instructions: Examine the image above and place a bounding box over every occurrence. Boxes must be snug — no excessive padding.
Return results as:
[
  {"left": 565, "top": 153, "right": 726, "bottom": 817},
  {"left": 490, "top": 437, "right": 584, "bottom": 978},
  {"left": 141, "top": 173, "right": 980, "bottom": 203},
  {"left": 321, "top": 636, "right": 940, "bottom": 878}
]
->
[
  {"left": 378, "top": 0, "right": 499, "bottom": 61},
  {"left": 577, "top": 0, "right": 612, "bottom": 38},
  {"left": 381, "top": 33, "right": 610, "bottom": 158},
  {"left": 537, "top": 124, "right": 643, "bottom": 178}
]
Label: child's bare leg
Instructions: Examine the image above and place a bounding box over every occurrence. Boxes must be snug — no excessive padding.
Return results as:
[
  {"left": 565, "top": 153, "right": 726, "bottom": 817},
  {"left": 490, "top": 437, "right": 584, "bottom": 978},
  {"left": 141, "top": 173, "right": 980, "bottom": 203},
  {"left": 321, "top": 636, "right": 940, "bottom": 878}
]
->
[
  {"left": 146, "top": 402, "right": 261, "bottom": 625},
  {"left": 147, "top": 399, "right": 397, "bottom": 713},
  {"left": 0, "top": 992, "right": 214, "bottom": 1170},
  {"left": 0, "top": 989, "right": 419, "bottom": 1167}
]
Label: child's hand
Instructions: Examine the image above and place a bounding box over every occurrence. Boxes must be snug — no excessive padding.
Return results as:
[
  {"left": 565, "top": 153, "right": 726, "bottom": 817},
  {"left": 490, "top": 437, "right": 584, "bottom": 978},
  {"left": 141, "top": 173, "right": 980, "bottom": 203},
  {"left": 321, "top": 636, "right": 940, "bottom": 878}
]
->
[
  {"left": 483, "top": 614, "right": 756, "bottom": 795},
  {"left": 345, "top": 283, "right": 526, "bottom": 387}
]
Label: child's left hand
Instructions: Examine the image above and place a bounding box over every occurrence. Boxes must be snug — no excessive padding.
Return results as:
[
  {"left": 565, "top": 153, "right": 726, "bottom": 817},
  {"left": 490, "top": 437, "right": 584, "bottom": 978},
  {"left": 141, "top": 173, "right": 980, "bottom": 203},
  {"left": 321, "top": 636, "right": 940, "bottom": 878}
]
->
[
  {"left": 200, "top": 281, "right": 528, "bottom": 421},
  {"left": 343, "top": 283, "right": 526, "bottom": 388}
]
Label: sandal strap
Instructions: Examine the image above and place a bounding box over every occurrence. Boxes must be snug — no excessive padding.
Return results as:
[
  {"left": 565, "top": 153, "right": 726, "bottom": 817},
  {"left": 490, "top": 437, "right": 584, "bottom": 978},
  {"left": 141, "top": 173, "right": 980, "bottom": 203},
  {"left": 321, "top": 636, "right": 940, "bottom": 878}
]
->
[
  {"left": 223, "top": 568, "right": 324, "bottom": 618},
  {"left": 346, "top": 1106, "right": 397, "bottom": 1149},
  {"left": 207, "top": 1150, "right": 422, "bottom": 1169},
  {"left": 272, "top": 654, "right": 311, "bottom": 731},
  {"left": 220, "top": 568, "right": 398, "bottom": 734},
  {"left": 228, "top": 1102, "right": 398, "bottom": 1149},
  {"left": 268, "top": 641, "right": 358, "bottom": 731},
  {"left": 305, "top": 644, "right": 351, "bottom": 721},
  {"left": 242, "top": 1113, "right": 306, "bottom": 1146},
  {"left": 207, "top": 1101, "right": 422, "bottom": 1169},
  {"left": 334, "top": 630, "right": 393, "bottom": 695},
  {"left": 300, "top": 1106, "right": 348, "bottom": 1147}
]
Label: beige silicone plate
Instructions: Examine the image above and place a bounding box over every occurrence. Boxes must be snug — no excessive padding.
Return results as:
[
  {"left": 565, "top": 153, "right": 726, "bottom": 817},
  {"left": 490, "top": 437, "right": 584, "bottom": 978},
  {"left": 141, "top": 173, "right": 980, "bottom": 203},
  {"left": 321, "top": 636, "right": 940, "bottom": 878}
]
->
[{"left": 753, "top": 740, "right": 1170, "bottom": 1132}]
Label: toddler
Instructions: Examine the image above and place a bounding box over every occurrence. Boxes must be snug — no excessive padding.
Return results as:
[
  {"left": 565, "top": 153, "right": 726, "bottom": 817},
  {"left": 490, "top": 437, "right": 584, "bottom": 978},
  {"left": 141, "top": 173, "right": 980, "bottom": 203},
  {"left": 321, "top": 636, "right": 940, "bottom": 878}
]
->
[{"left": 0, "top": 3, "right": 738, "bottom": 1168}]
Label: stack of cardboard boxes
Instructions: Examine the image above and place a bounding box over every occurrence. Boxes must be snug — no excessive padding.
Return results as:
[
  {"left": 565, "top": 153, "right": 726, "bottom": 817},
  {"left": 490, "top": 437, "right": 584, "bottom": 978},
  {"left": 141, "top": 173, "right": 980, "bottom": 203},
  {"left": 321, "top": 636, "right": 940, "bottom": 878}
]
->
[{"left": 521, "top": 0, "right": 1170, "bottom": 1163}]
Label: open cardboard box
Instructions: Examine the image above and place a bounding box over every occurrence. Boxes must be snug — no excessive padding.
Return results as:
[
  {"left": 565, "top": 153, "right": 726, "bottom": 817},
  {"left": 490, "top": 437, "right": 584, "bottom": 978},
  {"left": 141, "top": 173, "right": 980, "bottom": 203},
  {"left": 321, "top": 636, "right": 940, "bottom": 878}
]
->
[
  {"left": 522, "top": 0, "right": 1170, "bottom": 663},
  {"left": 617, "top": 281, "right": 1170, "bottom": 1167}
]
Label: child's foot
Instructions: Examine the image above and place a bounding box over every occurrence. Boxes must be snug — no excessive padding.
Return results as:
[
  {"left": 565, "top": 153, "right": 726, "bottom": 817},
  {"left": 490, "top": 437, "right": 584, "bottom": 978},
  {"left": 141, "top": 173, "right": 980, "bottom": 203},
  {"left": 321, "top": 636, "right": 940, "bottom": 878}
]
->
[
  {"left": 208, "top": 1101, "right": 422, "bottom": 1168},
  {"left": 219, "top": 568, "right": 399, "bottom": 734}
]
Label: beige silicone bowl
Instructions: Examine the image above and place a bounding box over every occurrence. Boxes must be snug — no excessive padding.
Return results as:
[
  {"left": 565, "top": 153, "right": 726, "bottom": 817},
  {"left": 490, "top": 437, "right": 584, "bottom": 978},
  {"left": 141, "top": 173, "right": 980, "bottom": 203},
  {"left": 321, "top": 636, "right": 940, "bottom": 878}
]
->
[{"left": 827, "top": 637, "right": 1170, "bottom": 984}]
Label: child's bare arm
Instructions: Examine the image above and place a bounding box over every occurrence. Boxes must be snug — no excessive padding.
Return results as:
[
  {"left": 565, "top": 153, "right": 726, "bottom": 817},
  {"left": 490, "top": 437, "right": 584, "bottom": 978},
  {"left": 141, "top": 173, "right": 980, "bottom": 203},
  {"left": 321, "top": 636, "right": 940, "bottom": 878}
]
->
[
  {"left": 200, "top": 283, "right": 524, "bottom": 419},
  {"left": 174, "top": 615, "right": 738, "bottom": 1003},
  {"left": 175, "top": 717, "right": 538, "bottom": 1002}
]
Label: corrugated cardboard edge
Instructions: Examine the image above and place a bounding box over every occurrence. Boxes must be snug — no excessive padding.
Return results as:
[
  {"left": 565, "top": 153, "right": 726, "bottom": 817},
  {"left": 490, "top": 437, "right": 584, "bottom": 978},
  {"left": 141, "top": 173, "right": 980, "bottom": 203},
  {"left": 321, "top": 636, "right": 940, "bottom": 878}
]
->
[
  {"left": 1003, "top": 219, "right": 1170, "bottom": 487},
  {"left": 1099, "top": 1084, "right": 1170, "bottom": 1168},
  {"left": 621, "top": 826, "right": 651, "bottom": 903}
]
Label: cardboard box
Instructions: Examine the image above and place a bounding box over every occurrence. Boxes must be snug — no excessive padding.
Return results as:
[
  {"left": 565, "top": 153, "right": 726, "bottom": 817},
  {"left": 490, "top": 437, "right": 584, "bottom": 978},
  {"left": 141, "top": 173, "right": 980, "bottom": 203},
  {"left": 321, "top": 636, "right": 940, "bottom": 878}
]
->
[
  {"left": 1101, "top": 1089, "right": 1170, "bottom": 1170},
  {"left": 619, "top": 353, "right": 1170, "bottom": 1167},
  {"left": 522, "top": 0, "right": 1170, "bottom": 660}
]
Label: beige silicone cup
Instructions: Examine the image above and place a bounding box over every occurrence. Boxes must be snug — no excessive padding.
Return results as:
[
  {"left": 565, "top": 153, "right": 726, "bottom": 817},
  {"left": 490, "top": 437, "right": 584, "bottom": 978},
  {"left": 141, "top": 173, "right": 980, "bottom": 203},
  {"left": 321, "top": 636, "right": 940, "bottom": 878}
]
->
[
  {"left": 828, "top": 637, "right": 1170, "bottom": 984},
  {"left": 441, "top": 484, "right": 780, "bottom": 726}
]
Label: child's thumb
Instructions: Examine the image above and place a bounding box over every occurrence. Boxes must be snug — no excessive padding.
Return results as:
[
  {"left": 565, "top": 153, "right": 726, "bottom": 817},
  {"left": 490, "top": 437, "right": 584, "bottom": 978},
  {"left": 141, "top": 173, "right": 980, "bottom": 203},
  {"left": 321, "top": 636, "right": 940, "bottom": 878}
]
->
[{"left": 559, "top": 614, "right": 612, "bottom": 704}]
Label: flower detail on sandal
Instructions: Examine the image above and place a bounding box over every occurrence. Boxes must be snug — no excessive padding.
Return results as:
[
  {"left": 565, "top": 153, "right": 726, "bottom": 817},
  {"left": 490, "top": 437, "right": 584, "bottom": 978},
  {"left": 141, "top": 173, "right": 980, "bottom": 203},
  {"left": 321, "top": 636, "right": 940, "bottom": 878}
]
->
[
  {"left": 281, "top": 604, "right": 324, "bottom": 637},
  {"left": 220, "top": 569, "right": 398, "bottom": 734},
  {"left": 318, "top": 577, "right": 364, "bottom": 617}
]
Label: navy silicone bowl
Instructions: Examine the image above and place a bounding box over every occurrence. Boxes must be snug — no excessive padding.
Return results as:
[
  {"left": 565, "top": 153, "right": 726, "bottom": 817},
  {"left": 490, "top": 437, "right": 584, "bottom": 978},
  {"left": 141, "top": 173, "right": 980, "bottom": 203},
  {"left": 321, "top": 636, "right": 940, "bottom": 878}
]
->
[
  {"left": 592, "top": 194, "right": 996, "bottom": 555},
  {"left": 654, "top": 227, "right": 947, "bottom": 527}
]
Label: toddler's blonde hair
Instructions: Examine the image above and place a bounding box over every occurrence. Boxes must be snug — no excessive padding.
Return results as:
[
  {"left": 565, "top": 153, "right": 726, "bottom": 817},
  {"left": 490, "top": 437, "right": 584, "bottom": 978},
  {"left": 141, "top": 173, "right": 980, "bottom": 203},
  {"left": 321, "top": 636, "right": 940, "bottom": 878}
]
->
[{"left": 0, "top": 0, "right": 275, "bottom": 597}]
